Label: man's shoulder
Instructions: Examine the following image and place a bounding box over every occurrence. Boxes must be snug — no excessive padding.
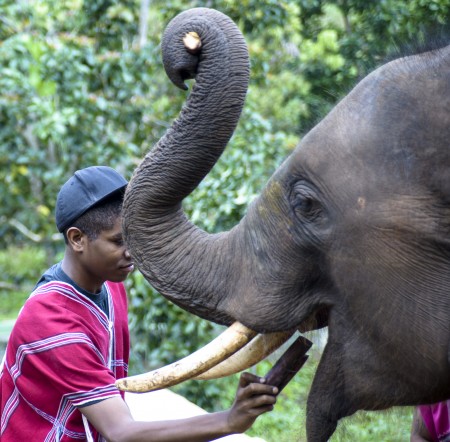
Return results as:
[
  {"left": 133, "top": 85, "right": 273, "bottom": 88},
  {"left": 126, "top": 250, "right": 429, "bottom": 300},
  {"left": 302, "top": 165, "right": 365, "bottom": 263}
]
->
[
  {"left": 21, "top": 281, "right": 95, "bottom": 322},
  {"left": 10, "top": 283, "right": 85, "bottom": 342},
  {"left": 30, "top": 280, "right": 79, "bottom": 303}
]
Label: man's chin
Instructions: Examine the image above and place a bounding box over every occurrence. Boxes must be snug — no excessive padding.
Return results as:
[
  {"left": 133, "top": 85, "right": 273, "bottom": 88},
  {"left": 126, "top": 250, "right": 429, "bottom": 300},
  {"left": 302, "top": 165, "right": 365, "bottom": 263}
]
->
[{"left": 111, "top": 265, "right": 135, "bottom": 282}]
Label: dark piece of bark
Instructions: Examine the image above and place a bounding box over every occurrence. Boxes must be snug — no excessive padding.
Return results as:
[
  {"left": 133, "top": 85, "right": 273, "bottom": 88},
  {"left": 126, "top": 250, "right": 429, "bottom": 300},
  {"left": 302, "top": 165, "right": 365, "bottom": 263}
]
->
[{"left": 265, "top": 335, "right": 312, "bottom": 393}]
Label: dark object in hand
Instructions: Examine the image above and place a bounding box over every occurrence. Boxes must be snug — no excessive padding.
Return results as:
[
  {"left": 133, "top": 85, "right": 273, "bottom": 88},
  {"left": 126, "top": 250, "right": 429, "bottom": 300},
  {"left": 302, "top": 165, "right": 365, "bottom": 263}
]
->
[{"left": 265, "top": 335, "right": 312, "bottom": 393}]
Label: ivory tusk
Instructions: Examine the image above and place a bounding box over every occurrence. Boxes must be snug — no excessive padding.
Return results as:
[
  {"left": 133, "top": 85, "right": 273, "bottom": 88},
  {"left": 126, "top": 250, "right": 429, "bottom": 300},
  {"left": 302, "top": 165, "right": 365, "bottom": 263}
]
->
[
  {"left": 115, "top": 322, "right": 257, "bottom": 392},
  {"left": 194, "top": 330, "right": 295, "bottom": 380}
]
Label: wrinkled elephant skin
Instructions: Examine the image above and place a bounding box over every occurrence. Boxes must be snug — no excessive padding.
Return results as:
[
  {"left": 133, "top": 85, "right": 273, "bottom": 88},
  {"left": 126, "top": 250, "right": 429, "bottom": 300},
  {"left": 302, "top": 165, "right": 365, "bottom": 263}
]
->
[{"left": 122, "top": 7, "right": 450, "bottom": 441}]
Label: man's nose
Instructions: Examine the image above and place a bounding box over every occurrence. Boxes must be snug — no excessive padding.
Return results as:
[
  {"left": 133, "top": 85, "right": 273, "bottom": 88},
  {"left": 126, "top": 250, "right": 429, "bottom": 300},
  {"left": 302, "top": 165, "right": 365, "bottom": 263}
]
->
[{"left": 124, "top": 249, "right": 131, "bottom": 259}]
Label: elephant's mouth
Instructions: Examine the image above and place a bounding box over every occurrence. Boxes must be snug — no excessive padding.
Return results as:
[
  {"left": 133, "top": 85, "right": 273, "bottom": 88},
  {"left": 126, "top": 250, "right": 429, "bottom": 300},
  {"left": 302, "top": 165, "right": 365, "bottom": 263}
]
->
[{"left": 115, "top": 312, "right": 323, "bottom": 393}]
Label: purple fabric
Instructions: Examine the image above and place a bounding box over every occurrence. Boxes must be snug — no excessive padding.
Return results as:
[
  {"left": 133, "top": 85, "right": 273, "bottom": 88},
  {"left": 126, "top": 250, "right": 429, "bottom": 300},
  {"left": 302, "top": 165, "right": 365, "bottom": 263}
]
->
[{"left": 420, "top": 400, "right": 450, "bottom": 442}]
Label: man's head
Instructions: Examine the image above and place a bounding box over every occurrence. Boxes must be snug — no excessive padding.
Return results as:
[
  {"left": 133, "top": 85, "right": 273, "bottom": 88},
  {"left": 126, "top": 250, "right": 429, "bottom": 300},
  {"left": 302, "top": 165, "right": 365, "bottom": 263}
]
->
[
  {"left": 56, "top": 166, "right": 133, "bottom": 292},
  {"left": 56, "top": 166, "right": 128, "bottom": 240}
]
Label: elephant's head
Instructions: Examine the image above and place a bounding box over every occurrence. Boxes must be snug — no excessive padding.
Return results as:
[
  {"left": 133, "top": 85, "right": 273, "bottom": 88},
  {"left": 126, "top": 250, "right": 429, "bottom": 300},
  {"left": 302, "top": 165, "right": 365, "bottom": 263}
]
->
[{"left": 120, "top": 8, "right": 450, "bottom": 441}]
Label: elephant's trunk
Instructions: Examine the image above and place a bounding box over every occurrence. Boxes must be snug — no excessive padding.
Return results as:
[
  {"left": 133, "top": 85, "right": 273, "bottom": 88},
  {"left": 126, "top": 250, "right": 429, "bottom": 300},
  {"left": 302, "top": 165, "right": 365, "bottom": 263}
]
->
[{"left": 122, "top": 8, "right": 249, "bottom": 323}]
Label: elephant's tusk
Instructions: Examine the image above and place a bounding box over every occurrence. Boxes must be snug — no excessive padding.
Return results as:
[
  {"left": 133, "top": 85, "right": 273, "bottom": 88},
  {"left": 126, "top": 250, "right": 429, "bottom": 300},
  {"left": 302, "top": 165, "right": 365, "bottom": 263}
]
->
[
  {"left": 193, "top": 330, "right": 295, "bottom": 380},
  {"left": 115, "top": 322, "right": 257, "bottom": 392}
]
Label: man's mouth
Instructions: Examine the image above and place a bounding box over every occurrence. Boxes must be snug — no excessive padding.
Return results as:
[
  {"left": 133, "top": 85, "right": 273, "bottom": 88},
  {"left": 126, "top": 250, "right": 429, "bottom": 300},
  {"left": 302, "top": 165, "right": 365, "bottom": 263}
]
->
[{"left": 120, "top": 263, "right": 135, "bottom": 273}]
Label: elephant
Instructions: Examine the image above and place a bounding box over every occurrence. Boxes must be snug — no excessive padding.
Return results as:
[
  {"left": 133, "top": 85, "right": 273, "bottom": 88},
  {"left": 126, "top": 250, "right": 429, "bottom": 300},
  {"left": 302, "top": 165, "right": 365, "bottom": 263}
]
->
[{"left": 119, "top": 7, "right": 450, "bottom": 442}]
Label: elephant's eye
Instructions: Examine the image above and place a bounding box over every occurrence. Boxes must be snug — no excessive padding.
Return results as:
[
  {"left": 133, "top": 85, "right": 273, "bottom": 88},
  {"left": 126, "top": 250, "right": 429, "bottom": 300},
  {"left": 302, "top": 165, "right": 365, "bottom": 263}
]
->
[{"left": 291, "top": 182, "right": 323, "bottom": 222}]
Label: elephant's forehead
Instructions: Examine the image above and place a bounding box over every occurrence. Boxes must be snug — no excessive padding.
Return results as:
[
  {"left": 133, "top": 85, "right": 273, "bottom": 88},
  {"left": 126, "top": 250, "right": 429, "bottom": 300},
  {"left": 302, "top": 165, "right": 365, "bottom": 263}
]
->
[
  {"left": 293, "top": 107, "right": 384, "bottom": 197},
  {"left": 293, "top": 55, "right": 449, "bottom": 196}
]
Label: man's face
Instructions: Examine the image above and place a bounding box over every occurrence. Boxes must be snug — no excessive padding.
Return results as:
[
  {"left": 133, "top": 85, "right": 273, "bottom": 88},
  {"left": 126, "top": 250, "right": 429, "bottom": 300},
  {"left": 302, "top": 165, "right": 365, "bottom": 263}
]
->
[{"left": 82, "top": 216, "right": 134, "bottom": 286}]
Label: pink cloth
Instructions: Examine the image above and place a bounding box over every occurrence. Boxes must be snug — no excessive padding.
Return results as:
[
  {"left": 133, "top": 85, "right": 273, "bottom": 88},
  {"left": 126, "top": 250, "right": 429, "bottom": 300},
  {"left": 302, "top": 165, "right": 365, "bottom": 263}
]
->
[
  {"left": 420, "top": 400, "right": 450, "bottom": 442},
  {"left": 0, "top": 280, "right": 129, "bottom": 441}
]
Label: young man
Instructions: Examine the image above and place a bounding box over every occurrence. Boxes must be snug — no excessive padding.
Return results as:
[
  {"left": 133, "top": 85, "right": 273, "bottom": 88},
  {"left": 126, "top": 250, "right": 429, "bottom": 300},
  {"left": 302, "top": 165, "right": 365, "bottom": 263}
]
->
[{"left": 0, "top": 166, "right": 278, "bottom": 441}]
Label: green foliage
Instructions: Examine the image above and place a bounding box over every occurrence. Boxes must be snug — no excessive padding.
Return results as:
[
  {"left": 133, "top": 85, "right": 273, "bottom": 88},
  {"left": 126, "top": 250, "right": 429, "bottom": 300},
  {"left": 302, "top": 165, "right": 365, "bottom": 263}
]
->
[
  {"left": 0, "top": 245, "right": 47, "bottom": 286},
  {"left": 0, "top": 289, "right": 28, "bottom": 320},
  {"left": 0, "top": 245, "right": 48, "bottom": 317},
  {"left": 0, "top": 0, "right": 184, "bottom": 246},
  {"left": 333, "top": 407, "right": 413, "bottom": 442}
]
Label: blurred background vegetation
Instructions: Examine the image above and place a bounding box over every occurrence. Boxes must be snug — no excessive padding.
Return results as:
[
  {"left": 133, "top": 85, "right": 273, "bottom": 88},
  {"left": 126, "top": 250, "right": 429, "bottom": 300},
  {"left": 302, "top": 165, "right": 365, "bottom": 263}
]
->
[{"left": 1, "top": 0, "right": 449, "bottom": 440}]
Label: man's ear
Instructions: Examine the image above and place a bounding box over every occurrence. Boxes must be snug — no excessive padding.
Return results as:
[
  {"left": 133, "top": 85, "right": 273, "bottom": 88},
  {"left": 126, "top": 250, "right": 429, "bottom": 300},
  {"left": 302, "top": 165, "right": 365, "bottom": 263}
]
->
[{"left": 66, "top": 227, "right": 86, "bottom": 252}]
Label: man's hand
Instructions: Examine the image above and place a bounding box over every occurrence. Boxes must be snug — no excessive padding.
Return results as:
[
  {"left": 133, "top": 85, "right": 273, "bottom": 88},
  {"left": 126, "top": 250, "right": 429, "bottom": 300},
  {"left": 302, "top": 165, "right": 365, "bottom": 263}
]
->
[{"left": 226, "top": 372, "right": 278, "bottom": 434}]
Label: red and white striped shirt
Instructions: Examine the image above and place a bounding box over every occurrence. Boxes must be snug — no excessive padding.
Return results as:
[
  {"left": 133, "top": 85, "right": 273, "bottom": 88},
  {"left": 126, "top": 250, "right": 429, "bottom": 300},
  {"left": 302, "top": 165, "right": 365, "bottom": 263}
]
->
[{"left": 0, "top": 280, "right": 129, "bottom": 441}]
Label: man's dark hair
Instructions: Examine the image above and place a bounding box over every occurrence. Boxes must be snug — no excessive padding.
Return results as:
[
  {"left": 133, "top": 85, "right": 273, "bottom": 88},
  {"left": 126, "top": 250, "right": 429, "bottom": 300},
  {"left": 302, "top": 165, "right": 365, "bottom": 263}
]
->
[{"left": 63, "top": 192, "right": 124, "bottom": 243}]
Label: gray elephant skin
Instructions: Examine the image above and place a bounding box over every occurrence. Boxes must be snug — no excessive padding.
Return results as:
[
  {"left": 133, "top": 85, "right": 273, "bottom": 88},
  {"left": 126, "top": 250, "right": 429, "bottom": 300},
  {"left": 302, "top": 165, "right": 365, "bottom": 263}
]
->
[{"left": 122, "top": 8, "right": 450, "bottom": 442}]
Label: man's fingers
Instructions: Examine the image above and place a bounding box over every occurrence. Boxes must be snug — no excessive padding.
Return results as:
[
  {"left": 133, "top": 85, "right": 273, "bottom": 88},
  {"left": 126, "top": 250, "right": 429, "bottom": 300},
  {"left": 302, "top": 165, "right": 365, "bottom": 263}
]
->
[
  {"left": 239, "top": 392, "right": 277, "bottom": 411},
  {"left": 252, "top": 393, "right": 277, "bottom": 407},
  {"left": 239, "top": 381, "right": 278, "bottom": 398},
  {"left": 248, "top": 404, "right": 275, "bottom": 416},
  {"left": 228, "top": 374, "right": 278, "bottom": 434},
  {"left": 241, "top": 399, "right": 276, "bottom": 418}
]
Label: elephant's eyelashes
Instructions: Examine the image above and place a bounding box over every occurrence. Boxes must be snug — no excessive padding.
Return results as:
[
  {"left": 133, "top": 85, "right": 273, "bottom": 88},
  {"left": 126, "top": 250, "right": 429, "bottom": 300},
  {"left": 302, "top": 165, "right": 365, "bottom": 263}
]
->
[{"left": 291, "top": 182, "right": 323, "bottom": 222}]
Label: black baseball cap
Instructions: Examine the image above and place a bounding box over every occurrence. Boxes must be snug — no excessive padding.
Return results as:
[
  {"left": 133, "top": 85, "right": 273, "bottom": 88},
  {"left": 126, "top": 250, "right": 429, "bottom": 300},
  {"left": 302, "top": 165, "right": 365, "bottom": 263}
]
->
[{"left": 55, "top": 166, "right": 128, "bottom": 233}]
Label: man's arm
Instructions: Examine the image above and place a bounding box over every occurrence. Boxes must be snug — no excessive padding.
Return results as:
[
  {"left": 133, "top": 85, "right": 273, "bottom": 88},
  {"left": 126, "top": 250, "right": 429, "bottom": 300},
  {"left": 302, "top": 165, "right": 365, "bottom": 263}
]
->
[
  {"left": 411, "top": 406, "right": 432, "bottom": 442},
  {"left": 80, "top": 372, "right": 277, "bottom": 442}
]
